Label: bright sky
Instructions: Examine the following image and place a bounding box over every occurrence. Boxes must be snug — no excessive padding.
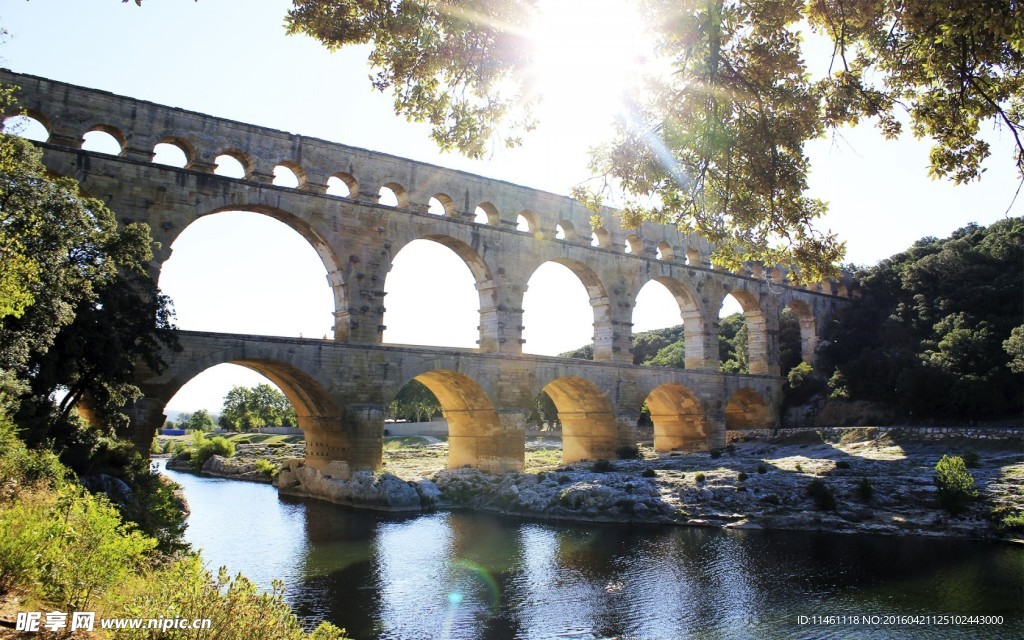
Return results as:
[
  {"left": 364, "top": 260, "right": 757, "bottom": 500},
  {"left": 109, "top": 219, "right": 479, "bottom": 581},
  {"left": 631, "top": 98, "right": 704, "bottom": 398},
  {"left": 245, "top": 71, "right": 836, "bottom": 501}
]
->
[{"left": 2, "top": 1, "right": 1019, "bottom": 414}]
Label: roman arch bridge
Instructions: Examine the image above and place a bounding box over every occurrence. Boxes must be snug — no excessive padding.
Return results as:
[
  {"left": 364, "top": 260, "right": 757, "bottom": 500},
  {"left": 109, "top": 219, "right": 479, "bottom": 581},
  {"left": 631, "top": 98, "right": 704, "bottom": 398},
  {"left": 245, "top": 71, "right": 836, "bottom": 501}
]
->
[{"left": 3, "top": 69, "right": 854, "bottom": 474}]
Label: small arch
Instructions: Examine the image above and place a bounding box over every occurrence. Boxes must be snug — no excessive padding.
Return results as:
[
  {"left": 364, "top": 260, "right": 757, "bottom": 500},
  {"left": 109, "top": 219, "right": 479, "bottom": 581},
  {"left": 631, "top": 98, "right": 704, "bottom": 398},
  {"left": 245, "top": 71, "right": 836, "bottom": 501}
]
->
[
  {"left": 655, "top": 242, "right": 674, "bottom": 261},
  {"left": 475, "top": 202, "right": 499, "bottom": 225},
  {"left": 428, "top": 193, "right": 456, "bottom": 216},
  {"left": 152, "top": 140, "right": 190, "bottom": 168},
  {"left": 685, "top": 248, "right": 702, "bottom": 266},
  {"left": 724, "top": 388, "right": 774, "bottom": 430},
  {"left": 326, "top": 172, "right": 357, "bottom": 197},
  {"left": 644, "top": 383, "right": 708, "bottom": 452},
  {"left": 542, "top": 376, "right": 618, "bottom": 464},
  {"left": 2, "top": 112, "right": 50, "bottom": 142},
  {"left": 406, "top": 370, "right": 519, "bottom": 473},
  {"left": 770, "top": 267, "right": 787, "bottom": 284},
  {"left": 81, "top": 126, "right": 125, "bottom": 155},
  {"left": 273, "top": 161, "right": 306, "bottom": 189},
  {"left": 214, "top": 150, "right": 251, "bottom": 179},
  {"left": 517, "top": 210, "right": 540, "bottom": 235},
  {"left": 378, "top": 182, "right": 408, "bottom": 208},
  {"left": 624, "top": 234, "right": 642, "bottom": 254},
  {"left": 591, "top": 227, "right": 611, "bottom": 248},
  {"left": 555, "top": 221, "right": 576, "bottom": 241}
]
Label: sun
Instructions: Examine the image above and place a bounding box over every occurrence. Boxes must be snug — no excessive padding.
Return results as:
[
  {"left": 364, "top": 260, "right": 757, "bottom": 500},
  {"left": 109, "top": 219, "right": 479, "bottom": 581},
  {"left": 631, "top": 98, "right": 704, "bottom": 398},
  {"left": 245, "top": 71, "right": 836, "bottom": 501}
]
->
[{"left": 526, "top": 0, "right": 659, "bottom": 138}]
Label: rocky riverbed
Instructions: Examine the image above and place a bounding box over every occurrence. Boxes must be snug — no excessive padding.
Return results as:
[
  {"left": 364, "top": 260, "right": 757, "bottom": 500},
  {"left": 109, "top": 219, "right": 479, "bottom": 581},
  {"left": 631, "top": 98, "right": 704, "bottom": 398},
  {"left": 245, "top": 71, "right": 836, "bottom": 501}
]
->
[{"left": 166, "top": 428, "right": 1024, "bottom": 541}]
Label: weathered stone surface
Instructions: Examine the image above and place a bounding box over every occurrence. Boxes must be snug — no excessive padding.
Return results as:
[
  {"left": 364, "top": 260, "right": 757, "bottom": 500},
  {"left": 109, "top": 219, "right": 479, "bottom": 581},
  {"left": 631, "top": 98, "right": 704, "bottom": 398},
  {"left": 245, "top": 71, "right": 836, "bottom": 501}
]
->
[{"left": 283, "top": 466, "right": 426, "bottom": 511}]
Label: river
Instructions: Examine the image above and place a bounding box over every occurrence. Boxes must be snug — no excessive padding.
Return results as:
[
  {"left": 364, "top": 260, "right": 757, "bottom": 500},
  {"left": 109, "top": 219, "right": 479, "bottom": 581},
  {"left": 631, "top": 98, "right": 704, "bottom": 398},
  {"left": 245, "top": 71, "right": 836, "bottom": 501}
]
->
[{"left": 155, "top": 460, "right": 1023, "bottom": 639}]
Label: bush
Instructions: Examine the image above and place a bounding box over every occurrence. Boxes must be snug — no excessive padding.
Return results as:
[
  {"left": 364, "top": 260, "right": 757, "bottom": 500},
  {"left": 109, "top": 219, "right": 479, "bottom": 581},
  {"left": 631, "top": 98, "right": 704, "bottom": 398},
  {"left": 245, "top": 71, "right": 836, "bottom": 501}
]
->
[
  {"left": 806, "top": 478, "right": 836, "bottom": 510},
  {"left": 709, "top": 449, "right": 722, "bottom": 459},
  {"left": 694, "top": 472, "right": 706, "bottom": 483},
  {"left": 255, "top": 459, "right": 280, "bottom": 479},
  {"left": 615, "top": 445, "right": 641, "bottom": 460},
  {"left": 962, "top": 450, "right": 981, "bottom": 468},
  {"left": 591, "top": 459, "right": 615, "bottom": 473},
  {"left": 737, "top": 472, "right": 748, "bottom": 482},
  {"left": 934, "top": 454, "right": 977, "bottom": 515},
  {"left": 835, "top": 460, "right": 851, "bottom": 470},
  {"left": 641, "top": 468, "right": 657, "bottom": 478},
  {"left": 757, "top": 463, "right": 768, "bottom": 474},
  {"left": 857, "top": 477, "right": 875, "bottom": 503},
  {"left": 162, "top": 439, "right": 176, "bottom": 454},
  {"left": 189, "top": 434, "right": 236, "bottom": 470}
]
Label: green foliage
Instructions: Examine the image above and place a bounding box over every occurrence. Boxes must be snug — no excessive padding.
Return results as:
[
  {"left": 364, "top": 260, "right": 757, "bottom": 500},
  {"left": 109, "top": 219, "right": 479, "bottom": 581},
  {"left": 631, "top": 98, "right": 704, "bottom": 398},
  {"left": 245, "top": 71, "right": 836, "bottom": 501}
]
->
[
  {"left": 646, "top": 341, "right": 687, "bottom": 368},
  {"left": 737, "top": 471, "right": 748, "bottom": 482},
  {"left": 1005, "top": 325, "right": 1024, "bottom": 374},
  {"left": 591, "top": 459, "right": 615, "bottom": 473},
  {"left": 962, "top": 451, "right": 981, "bottom": 468},
  {"left": 835, "top": 460, "right": 851, "bottom": 470},
  {"left": 188, "top": 432, "right": 236, "bottom": 470},
  {"left": 633, "top": 325, "right": 684, "bottom": 366},
  {"left": 821, "top": 219, "right": 1024, "bottom": 418},
  {"left": 178, "top": 408, "right": 216, "bottom": 432},
  {"left": 219, "top": 384, "right": 297, "bottom": 431},
  {"left": 719, "top": 314, "right": 749, "bottom": 373},
  {"left": 615, "top": 445, "right": 641, "bottom": 460},
  {"left": 934, "top": 454, "right": 978, "bottom": 515},
  {"left": 784, "top": 361, "right": 819, "bottom": 406},
  {"left": 255, "top": 459, "right": 280, "bottom": 479},
  {"left": 641, "top": 468, "right": 657, "bottom": 478},
  {"left": 806, "top": 478, "right": 836, "bottom": 510},
  {"left": 527, "top": 390, "right": 560, "bottom": 429},
  {"left": 694, "top": 472, "right": 706, "bottom": 483},
  {"left": 387, "top": 379, "right": 441, "bottom": 423}
]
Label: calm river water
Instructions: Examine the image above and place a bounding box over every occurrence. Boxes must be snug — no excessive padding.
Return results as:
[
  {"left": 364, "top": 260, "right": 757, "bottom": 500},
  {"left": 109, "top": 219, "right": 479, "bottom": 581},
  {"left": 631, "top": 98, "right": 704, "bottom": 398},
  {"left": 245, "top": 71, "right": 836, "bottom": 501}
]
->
[{"left": 155, "top": 460, "right": 1023, "bottom": 639}]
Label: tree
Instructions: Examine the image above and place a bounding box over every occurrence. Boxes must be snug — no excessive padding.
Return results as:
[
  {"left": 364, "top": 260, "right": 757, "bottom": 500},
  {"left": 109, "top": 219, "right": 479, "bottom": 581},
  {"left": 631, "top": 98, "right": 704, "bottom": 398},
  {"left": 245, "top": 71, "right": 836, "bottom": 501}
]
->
[
  {"left": 179, "top": 409, "right": 216, "bottom": 432},
  {"left": 286, "top": 0, "right": 1023, "bottom": 279},
  {"left": 218, "top": 384, "right": 297, "bottom": 431},
  {"left": 387, "top": 380, "right": 441, "bottom": 423}
]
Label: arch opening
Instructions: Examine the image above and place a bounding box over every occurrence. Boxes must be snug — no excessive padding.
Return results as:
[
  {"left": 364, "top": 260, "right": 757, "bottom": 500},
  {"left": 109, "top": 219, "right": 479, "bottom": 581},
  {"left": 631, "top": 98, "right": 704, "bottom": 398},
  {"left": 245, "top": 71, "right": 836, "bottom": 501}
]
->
[
  {"left": 214, "top": 152, "right": 247, "bottom": 179},
  {"left": 81, "top": 128, "right": 123, "bottom": 155},
  {"left": 522, "top": 259, "right": 608, "bottom": 358},
  {"left": 784, "top": 300, "right": 817, "bottom": 368},
  {"left": 152, "top": 141, "right": 189, "bottom": 168},
  {"left": 516, "top": 212, "right": 535, "bottom": 233},
  {"left": 624, "top": 234, "right": 642, "bottom": 255},
  {"left": 685, "top": 248, "right": 702, "bottom": 266},
  {"left": 2, "top": 114, "right": 49, "bottom": 142},
  {"left": 273, "top": 163, "right": 304, "bottom": 188},
  {"left": 474, "top": 203, "right": 498, "bottom": 225},
  {"left": 644, "top": 383, "right": 709, "bottom": 452},
  {"left": 555, "top": 221, "right": 575, "bottom": 241},
  {"left": 656, "top": 241, "right": 674, "bottom": 261},
  {"left": 719, "top": 291, "right": 768, "bottom": 375},
  {"left": 591, "top": 227, "right": 611, "bottom": 248},
  {"left": 402, "top": 370, "right": 520, "bottom": 473},
  {"left": 724, "top": 388, "right": 774, "bottom": 431},
  {"left": 428, "top": 193, "right": 455, "bottom": 216},
  {"left": 378, "top": 182, "right": 408, "bottom": 208},
  {"left": 158, "top": 211, "right": 336, "bottom": 339},
  {"left": 382, "top": 238, "right": 483, "bottom": 349},
  {"left": 326, "top": 172, "right": 357, "bottom": 197},
  {"left": 542, "top": 376, "right": 618, "bottom": 464}
]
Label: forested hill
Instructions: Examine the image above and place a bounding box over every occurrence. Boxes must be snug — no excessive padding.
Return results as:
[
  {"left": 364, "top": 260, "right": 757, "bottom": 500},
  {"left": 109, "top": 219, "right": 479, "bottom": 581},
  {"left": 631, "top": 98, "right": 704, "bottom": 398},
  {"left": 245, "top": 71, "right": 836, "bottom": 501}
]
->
[{"left": 820, "top": 218, "right": 1023, "bottom": 419}]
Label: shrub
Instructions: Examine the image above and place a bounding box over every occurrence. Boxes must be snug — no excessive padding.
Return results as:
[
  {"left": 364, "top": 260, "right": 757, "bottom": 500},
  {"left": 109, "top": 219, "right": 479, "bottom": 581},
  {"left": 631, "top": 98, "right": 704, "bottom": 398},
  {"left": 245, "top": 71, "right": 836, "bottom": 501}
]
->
[
  {"left": 162, "top": 439, "right": 176, "bottom": 454},
  {"left": 615, "top": 445, "right": 641, "bottom": 460},
  {"left": 795, "top": 463, "right": 804, "bottom": 472},
  {"left": 737, "top": 472, "right": 748, "bottom": 482},
  {"left": 557, "top": 474, "right": 571, "bottom": 484},
  {"left": 757, "top": 463, "right": 768, "bottom": 474},
  {"left": 934, "top": 455, "right": 977, "bottom": 515},
  {"left": 255, "top": 459, "right": 280, "bottom": 479},
  {"left": 591, "top": 459, "right": 615, "bottom": 473},
  {"left": 857, "top": 477, "right": 875, "bottom": 503},
  {"left": 709, "top": 449, "right": 722, "bottom": 459},
  {"left": 962, "top": 451, "right": 981, "bottom": 468},
  {"left": 835, "top": 460, "right": 851, "bottom": 470},
  {"left": 806, "top": 478, "right": 836, "bottom": 510},
  {"left": 694, "top": 472, "right": 706, "bottom": 483},
  {"left": 189, "top": 434, "right": 236, "bottom": 470},
  {"left": 641, "top": 468, "right": 657, "bottom": 478}
]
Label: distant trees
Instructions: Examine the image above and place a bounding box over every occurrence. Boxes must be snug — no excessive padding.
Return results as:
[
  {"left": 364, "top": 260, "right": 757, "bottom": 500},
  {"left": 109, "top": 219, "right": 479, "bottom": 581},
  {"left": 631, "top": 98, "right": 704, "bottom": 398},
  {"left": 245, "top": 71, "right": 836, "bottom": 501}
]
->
[
  {"left": 387, "top": 380, "right": 441, "bottom": 423},
  {"left": 174, "top": 409, "right": 216, "bottom": 433},
  {"left": 218, "top": 384, "right": 297, "bottom": 431},
  {"left": 820, "top": 218, "right": 1023, "bottom": 418}
]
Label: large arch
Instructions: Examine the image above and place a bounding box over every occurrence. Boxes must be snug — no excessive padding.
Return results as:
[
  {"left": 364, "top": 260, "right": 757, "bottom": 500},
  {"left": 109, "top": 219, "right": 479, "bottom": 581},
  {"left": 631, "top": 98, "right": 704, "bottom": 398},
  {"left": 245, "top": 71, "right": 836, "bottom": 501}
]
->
[
  {"left": 158, "top": 207, "right": 340, "bottom": 339},
  {"left": 541, "top": 376, "right": 618, "bottom": 463},
  {"left": 383, "top": 235, "right": 494, "bottom": 349},
  {"left": 523, "top": 258, "right": 612, "bottom": 359},
  {"left": 634, "top": 277, "right": 711, "bottom": 369},
  {"left": 724, "top": 388, "right": 774, "bottom": 430},
  {"left": 723, "top": 289, "right": 770, "bottom": 375},
  {"left": 785, "top": 299, "right": 817, "bottom": 363},
  {"left": 403, "top": 370, "right": 521, "bottom": 473},
  {"left": 644, "top": 383, "right": 709, "bottom": 452}
]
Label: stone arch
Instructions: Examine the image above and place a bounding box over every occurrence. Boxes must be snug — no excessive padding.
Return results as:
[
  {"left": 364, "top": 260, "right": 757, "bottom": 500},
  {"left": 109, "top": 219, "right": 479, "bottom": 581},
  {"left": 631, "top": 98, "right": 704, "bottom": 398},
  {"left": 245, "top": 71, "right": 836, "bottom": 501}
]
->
[
  {"left": 428, "top": 192, "right": 457, "bottom": 216},
  {"left": 785, "top": 299, "right": 817, "bottom": 363},
  {"left": 636, "top": 276, "right": 711, "bottom": 369},
  {"left": 82, "top": 124, "right": 126, "bottom": 155},
  {"left": 656, "top": 241, "right": 674, "bottom": 261},
  {"left": 644, "top": 383, "right": 708, "bottom": 452},
  {"left": 723, "top": 288, "right": 770, "bottom": 375},
  {"left": 475, "top": 202, "right": 499, "bottom": 225},
  {"left": 524, "top": 257, "right": 614, "bottom": 360},
  {"left": 555, "top": 220, "right": 576, "bottom": 241},
  {"left": 685, "top": 247, "right": 702, "bottom": 266},
  {"left": 724, "top": 388, "right": 774, "bottom": 430},
  {"left": 400, "top": 369, "right": 521, "bottom": 473},
  {"left": 385, "top": 234, "right": 496, "bottom": 349},
  {"left": 541, "top": 376, "right": 618, "bottom": 464},
  {"left": 273, "top": 160, "right": 307, "bottom": 188},
  {"left": 154, "top": 136, "right": 195, "bottom": 168},
  {"left": 164, "top": 201, "right": 348, "bottom": 339},
  {"left": 2, "top": 108, "right": 52, "bottom": 141},
  {"left": 624, "top": 234, "right": 643, "bottom": 254},
  {"left": 151, "top": 352, "right": 348, "bottom": 470},
  {"left": 379, "top": 182, "right": 409, "bottom": 208},
  {"left": 517, "top": 210, "right": 540, "bottom": 235},
  {"left": 591, "top": 226, "right": 611, "bottom": 248},
  {"left": 214, "top": 148, "right": 253, "bottom": 179},
  {"left": 327, "top": 171, "right": 358, "bottom": 197}
]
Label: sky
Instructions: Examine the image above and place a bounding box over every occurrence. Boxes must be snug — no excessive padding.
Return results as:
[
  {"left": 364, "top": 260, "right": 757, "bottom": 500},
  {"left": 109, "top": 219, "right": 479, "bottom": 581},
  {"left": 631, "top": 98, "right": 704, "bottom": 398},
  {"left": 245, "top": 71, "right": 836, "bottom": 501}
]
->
[{"left": 2, "top": 0, "right": 1020, "bottom": 414}]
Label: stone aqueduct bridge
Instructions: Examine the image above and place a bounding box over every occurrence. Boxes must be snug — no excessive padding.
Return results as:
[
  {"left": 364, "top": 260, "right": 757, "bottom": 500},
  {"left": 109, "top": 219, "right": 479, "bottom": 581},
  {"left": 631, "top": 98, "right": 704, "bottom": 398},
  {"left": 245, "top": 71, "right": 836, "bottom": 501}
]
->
[{"left": 5, "top": 70, "right": 854, "bottom": 474}]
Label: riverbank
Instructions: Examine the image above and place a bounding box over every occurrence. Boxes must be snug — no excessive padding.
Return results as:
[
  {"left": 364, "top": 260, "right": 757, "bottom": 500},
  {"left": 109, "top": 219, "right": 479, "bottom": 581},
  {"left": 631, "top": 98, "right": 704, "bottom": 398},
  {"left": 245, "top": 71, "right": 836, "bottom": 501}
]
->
[{"left": 164, "top": 427, "right": 1024, "bottom": 541}]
